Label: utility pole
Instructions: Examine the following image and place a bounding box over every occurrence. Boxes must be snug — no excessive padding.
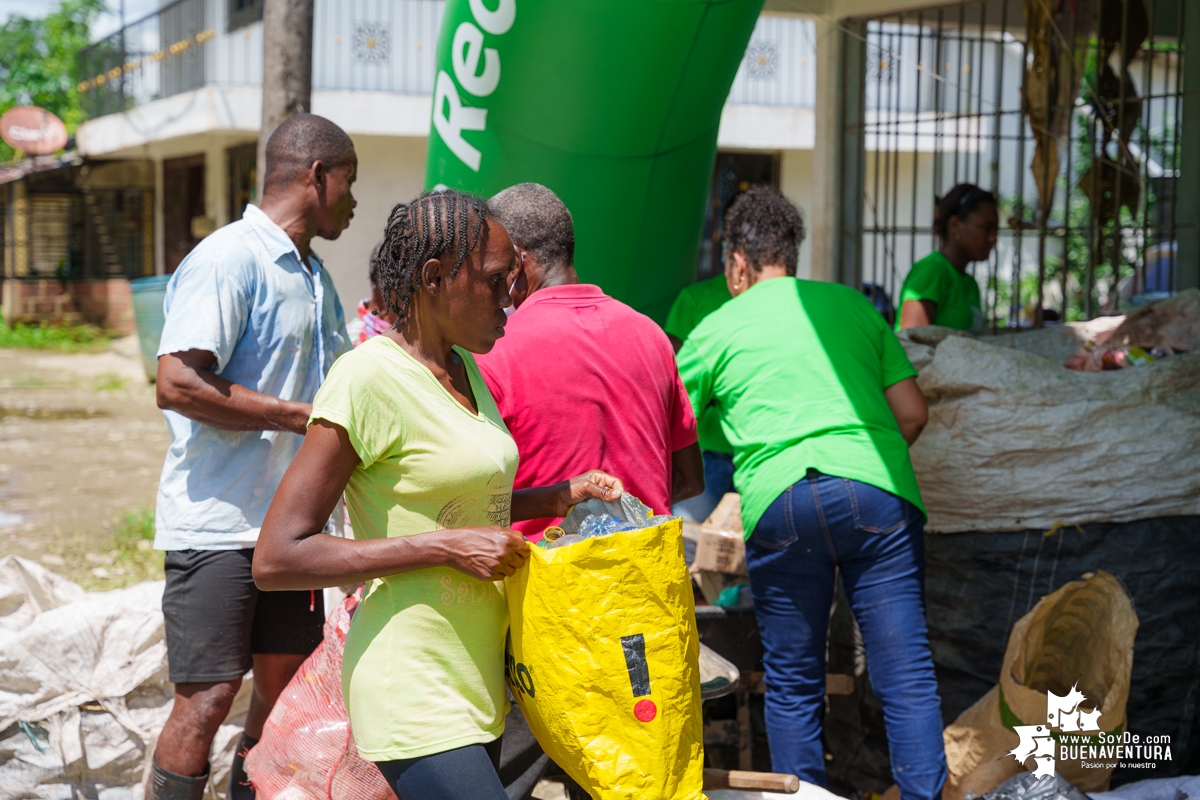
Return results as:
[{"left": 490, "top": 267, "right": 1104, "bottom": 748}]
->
[
  {"left": 118, "top": 0, "right": 126, "bottom": 114},
  {"left": 256, "top": 0, "right": 314, "bottom": 202}
]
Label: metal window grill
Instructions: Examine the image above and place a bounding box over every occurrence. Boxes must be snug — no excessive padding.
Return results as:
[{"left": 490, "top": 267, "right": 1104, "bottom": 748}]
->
[{"left": 849, "top": 0, "right": 1189, "bottom": 329}]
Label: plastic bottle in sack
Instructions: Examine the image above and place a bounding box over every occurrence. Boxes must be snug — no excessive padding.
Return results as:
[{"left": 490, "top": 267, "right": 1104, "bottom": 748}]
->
[{"left": 579, "top": 513, "right": 623, "bottom": 538}]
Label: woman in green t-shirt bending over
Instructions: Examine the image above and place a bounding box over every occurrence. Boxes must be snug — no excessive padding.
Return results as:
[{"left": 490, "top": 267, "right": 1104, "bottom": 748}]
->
[
  {"left": 677, "top": 186, "right": 946, "bottom": 800},
  {"left": 254, "top": 190, "right": 621, "bottom": 800},
  {"left": 897, "top": 183, "right": 998, "bottom": 333}
]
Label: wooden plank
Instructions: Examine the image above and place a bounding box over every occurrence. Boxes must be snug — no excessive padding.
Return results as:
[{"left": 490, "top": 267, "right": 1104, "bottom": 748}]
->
[{"left": 703, "top": 768, "right": 801, "bottom": 793}]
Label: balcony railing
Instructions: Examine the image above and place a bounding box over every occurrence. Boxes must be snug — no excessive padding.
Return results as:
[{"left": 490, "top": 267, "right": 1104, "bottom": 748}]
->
[
  {"left": 78, "top": 0, "right": 819, "bottom": 121},
  {"left": 79, "top": 0, "right": 820, "bottom": 119},
  {"left": 78, "top": 0, "right": 256, "bottom": 118}
]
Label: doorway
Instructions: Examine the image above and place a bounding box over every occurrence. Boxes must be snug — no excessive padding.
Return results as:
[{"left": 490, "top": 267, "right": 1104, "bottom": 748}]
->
[
  {"left": 695, "top": 151, "right": 781, "bottom": 281},
  {"left": 163, "top": 154, "right": 205, "bottom": 274},
  {"left": 227, "top": 143, "right": 257, "bottom": 224}
]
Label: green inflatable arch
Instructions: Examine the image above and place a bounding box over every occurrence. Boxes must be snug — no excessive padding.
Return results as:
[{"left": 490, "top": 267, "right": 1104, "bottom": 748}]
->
[{"left": 425, "top": 0, "right": 766, "bottom": 322}]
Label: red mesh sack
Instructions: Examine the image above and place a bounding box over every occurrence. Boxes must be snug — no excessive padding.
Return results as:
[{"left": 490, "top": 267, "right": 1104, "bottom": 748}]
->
[{"left": 245, "top": 590, "right": 394, "bottom": 799}]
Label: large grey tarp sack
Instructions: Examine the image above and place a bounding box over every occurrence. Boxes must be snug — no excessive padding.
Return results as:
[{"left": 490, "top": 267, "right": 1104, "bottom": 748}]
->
[
  {"left": 901, "top": 322, "right": 1200, "bottom": 533},
  {"left": 1090, "top": 774, "right": 1200, "bottom": 800},
  {"left": 0, "top": 556, "right": 246, "bottom": 800},
  {"left": 982, "top": 772, "right": 1091, "bottom": 800}
]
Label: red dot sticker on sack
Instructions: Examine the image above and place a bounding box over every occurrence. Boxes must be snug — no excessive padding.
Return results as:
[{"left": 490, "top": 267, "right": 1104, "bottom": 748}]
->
[{"left": 634, "top": 699, "right": 657, "bottom": 722}]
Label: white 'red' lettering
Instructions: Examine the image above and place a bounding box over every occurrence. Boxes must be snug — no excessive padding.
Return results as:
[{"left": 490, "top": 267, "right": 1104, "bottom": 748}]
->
[
  {"left": 433, "top": 70, "right": 487, "bottom": 171},
  {"left": 435, "top": 0, "right": 515, "bottom": 171},
  {"left": 452, "top": 22, "right": 500, "bottom": 97},
  {"left": 469, "top": 0, "right": 515, "bottom": 35}
]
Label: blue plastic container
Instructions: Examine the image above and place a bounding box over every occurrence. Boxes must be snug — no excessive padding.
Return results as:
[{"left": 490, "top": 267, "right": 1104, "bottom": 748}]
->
[{"left": 130, "top": 275, "right": 171, "bottom": 382}]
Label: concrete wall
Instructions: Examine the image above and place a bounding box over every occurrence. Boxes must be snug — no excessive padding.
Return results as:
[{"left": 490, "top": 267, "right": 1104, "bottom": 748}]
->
[
  {"left": 780, "top": 149, "right": 815, "bottom": 280},
  {"left": 312, "top": 134, "right": 429, "bottom": 316},
  {"left": 2, "top": 278, "right": 136, "bottom": 334}
]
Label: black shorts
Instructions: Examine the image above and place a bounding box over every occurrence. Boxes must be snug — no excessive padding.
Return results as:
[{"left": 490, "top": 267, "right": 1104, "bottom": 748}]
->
[{"left": 162, "top": 548, "right": 325, "bottom": 684}]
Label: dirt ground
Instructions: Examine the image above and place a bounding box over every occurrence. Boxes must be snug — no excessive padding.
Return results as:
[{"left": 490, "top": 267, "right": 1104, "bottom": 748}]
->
[{"left": 0, "top": 337, "right": 170, "bottom": 588}]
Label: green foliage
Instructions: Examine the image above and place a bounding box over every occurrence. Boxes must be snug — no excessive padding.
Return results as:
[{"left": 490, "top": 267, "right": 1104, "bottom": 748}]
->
[
  {"left": 0, "top": 314, "right": 114, "bottom": 352},
  {"left": 0, "top": 0, "right": 106, "bottom": 162},
  {"left": 993, "top": 41, "right": 1172, "bottom": 325}
]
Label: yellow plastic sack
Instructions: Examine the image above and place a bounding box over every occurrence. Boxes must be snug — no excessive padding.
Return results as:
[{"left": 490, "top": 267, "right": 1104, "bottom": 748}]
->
[{"left": 504, "top": 517, "right": 705, "bottom": 800}]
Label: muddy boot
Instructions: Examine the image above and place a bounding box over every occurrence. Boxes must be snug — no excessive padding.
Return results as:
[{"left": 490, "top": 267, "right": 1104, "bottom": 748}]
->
[
  {"left": 147, "top": 759, "right": 208, "bottom": 800},
  {"left": 228, "top": 733, "right": 258, "bottom": 800}
]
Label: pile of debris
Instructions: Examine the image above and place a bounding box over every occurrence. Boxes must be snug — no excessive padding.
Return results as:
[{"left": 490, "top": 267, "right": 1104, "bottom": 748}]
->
[
  {"left": 900, "top": 291, "right": 1200, "bottom": 534},
  {"left": 0, "top": 556, "right": 245, "bottom": 800},
  {"left": 1064, "top": 290, "right": 1200, "bottom": 371}
]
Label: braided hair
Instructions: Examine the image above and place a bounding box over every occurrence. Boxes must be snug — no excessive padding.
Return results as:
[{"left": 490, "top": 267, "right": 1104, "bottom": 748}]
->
[
  {"left": 373, "top": 189, "right": 491, "bottom": 321},
  {"left": 933, "top": 183, "right": 996, "bottom": 241}
]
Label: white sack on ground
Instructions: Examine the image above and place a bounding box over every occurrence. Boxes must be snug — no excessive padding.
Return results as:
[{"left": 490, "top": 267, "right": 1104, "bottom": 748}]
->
[
  {"left": 0, "top": 556, "right": 245, "bottom": 800},
  {"left": 903, "top": 333, "right": 1200, "bottom": 533},
  {"left": 0, "top": 555, "right": 86, "bottom": 631}
]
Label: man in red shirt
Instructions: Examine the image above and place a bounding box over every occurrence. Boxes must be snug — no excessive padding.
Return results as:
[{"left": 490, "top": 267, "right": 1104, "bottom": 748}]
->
[{"left": 477, "top": 183, "right": 704, "bottom": 541}]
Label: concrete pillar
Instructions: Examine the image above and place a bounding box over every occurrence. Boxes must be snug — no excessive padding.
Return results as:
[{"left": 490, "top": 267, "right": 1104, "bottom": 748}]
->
[
  {"left": 2, "top": 180, "right": 31, "bottom": 324},
  {"left": 153, "top": 156, "right": 165, "bottom": 275},
  {"left": 1176, "top": 3, "right": 1200, "bottom": 290},
  {"left": 208, "top": 139, "right": 229, "bottom": 229},
  {"left": 811, "top": 16, "right": 867, "bottom": 287},
  {"left": 141, "top": 191, "right": 155, "bottom": 277},
  {"left": 11, "top": 180, "right": 28, "bottom": 277},
  {"left": 809, "top": 17, "right": 841, "bottom": 283},
  {"left": 3, "top": 183, "right": 11, "bottom": 279}
]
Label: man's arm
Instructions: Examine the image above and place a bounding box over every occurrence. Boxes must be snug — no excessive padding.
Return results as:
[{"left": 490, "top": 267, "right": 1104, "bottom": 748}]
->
[
  {"left": 884, "top": 377, "right": 928, "bottom": 446},
  {"left": 157, "top": 349, "right": 313, "bottom": 435},
  {"left": 671, "top": 441, "right": 705, "bottom": 504}
]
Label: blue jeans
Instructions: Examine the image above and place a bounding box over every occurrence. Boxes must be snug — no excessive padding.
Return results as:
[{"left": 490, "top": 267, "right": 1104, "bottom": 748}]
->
[
  {"left": 673, "top": 450, "right": 736, "bottom": 522},
  {"left": 746, "top": 473, "right": 947, "bottom": 800}
]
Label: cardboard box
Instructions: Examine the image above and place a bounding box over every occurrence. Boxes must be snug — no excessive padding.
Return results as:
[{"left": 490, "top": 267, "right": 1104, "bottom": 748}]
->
[{"left": 692, "top": 493, "right": 747, "bottom": 576}]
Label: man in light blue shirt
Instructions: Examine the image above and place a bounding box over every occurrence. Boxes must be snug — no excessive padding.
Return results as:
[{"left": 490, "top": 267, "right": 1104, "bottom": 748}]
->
[{"left": 148, "top": 114, "right": 356, "bottom": 800}]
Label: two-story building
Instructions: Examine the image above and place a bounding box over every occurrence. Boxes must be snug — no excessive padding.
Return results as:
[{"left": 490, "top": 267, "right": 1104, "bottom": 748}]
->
[
  {"left": 2, "top": 0, "right": 1193, "bottom": 330},
  {"left": 60, "top": 0, "right": 820, "bottom": 319}
]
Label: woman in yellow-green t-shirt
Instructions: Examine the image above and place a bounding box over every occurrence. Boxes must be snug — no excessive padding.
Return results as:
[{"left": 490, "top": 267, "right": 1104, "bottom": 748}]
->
[
  {"left": 897, "top": 183, "right": 998, "bottom": 334},
  {"left": 253, "top": 190, "right": 622, "bottom": 800}
]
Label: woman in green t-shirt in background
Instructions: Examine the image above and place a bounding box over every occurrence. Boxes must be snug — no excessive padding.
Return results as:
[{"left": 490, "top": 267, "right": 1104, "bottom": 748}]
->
[
  {"left": 897, "top": 183, "right": 998, "bottom": 333},
  {"left": 253, "top": 190, "right": 622, "bottom": 800},
  {"left": 677, "top": 186, "right": 946, "bottom": 800}
]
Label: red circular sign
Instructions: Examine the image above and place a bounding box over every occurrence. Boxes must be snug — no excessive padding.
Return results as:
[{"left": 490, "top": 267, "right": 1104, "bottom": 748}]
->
[
  {"left": 1, "top": 107, "right": 69, "bottom": 156},
  {"left": 634, "top": 699, "right": 657, "bottom": 722}
]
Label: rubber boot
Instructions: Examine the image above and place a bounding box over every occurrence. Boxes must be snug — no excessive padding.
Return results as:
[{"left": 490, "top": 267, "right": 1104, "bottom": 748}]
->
[
  {"left": 227, "top": 733, "right": 258, "bottom": 800},
  {"left": 146, "top": 759, "right": 208, "bottom": 800}
]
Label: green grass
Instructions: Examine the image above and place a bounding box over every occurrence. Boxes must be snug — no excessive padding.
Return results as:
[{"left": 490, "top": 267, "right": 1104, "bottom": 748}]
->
[
  {"left": 13, "top": 376, "right": 56, "bottom": 388},
  {"left": 0, "top": 315, "right": 115, "bottom": 353},
  {"left": 79, "top": 508, "right": 163, "bottom": 590},
  {"left": 111, "top": 508, "right": 162, "bottom": 584},
  {"left": 93, "top": 374, "right": 128, "bottom": 392}
]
